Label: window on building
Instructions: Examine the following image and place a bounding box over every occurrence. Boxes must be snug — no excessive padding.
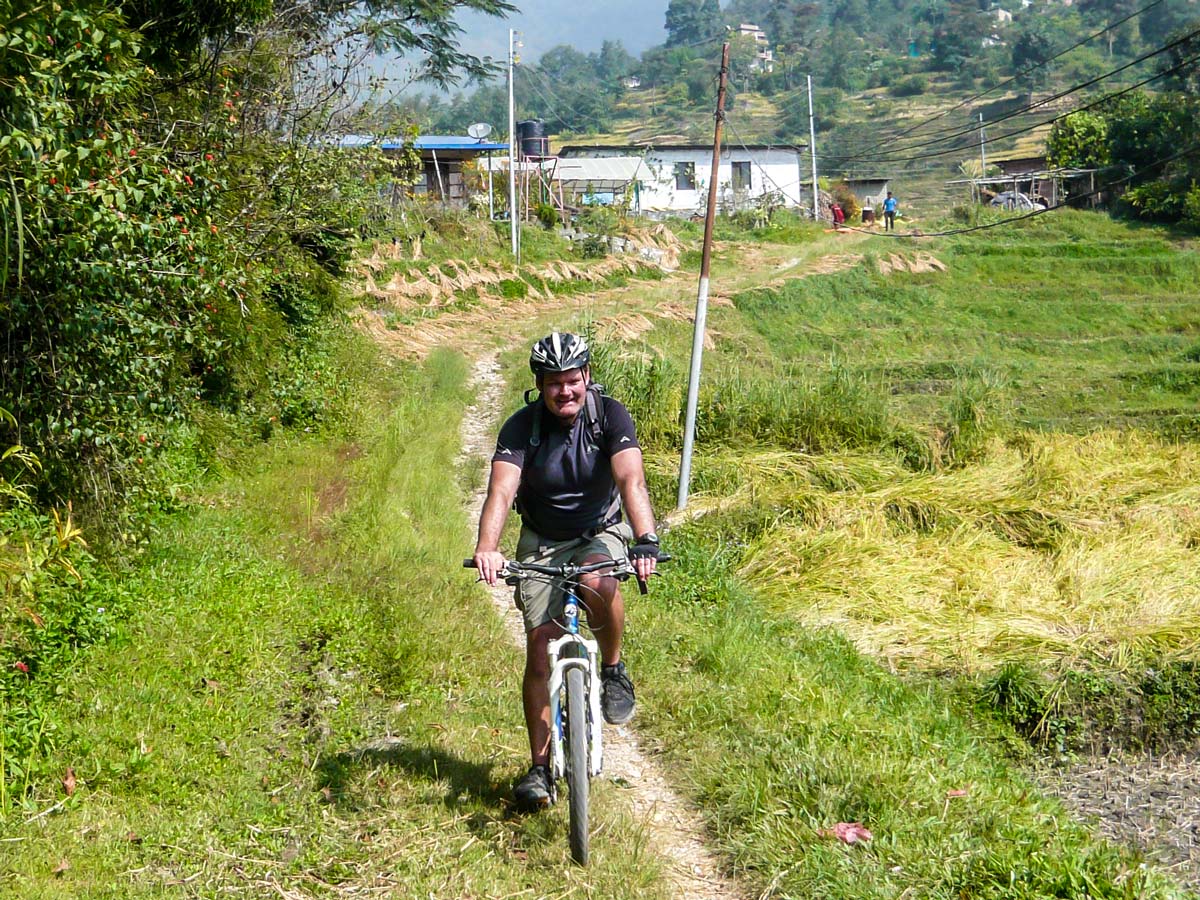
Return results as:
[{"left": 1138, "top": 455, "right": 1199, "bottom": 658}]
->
[
  {"left": 732, "top": 161, "right": 752, "bottom": 191},
  {"left": 674, "top": 162, "right": 696, "bottom": 191}
]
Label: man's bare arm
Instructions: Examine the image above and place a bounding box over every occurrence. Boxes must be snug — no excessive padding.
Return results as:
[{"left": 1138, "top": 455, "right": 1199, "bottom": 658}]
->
[
  {"left": 474, "top": 461, "right": 521, "bottom": 586},
  {"left": 611, "top": 448, "right": 658, "bottom": 580}
]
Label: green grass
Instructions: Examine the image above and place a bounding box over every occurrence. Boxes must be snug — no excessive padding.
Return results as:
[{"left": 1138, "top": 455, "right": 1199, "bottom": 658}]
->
[
  {"left": 0, "top": 345, "right": 672, "bottom": 897},
  {"left": 8, "top": 207, "right": 1199, "bottom": 897},
  {"left": 730, "top": 212, "right": 1200, "bottom": 435}
]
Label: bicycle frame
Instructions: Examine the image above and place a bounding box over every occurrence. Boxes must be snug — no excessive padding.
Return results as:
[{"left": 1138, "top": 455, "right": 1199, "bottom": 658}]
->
[{"left": 546, "top": 587, "right": 604, "bottom": 782}]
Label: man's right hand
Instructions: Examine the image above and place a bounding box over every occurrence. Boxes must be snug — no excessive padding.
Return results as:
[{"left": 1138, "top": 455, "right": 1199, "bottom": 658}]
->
[{"left": 473, "top": 550, "right": 507, "bottom": 587}]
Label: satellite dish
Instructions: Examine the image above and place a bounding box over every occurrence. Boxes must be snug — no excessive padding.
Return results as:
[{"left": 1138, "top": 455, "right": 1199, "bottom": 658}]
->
[{"left": 467, "top": 122, "right": 493, "bottom": 141}]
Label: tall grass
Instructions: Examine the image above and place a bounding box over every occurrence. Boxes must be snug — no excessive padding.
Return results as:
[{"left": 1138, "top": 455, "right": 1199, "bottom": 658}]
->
[
  {"left": 729, "top": 211, "right": 1200, "bottom": 435},
  {"left": 590, "top": 341, "right": 931, "bottom": 466},
  {"left": 626, "top": 519, "right": 1186, "bottom": 899}
]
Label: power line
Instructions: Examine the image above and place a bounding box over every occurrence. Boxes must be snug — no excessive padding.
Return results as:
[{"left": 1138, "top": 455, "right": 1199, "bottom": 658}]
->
[
  {"left": 725, "top": 118, "right": 813, "bottom": 200},
  {"left": 827, "top": 23, "right": 1200, "bottom": 166},
  {"left": 850, "top": 0, "right": 1170, "bottom": 157},
  {"left": 833, "top": 141, "right": 1200, "bottom": 238},
  {"left": 521, "top": 65, "right": 615, "bottom": 133},
  {"left": 730, "top": 105, "right": 1199, "bottom": 238},
  {"left": 821, "top": 45, "right": 1200, "bottom": 167}
]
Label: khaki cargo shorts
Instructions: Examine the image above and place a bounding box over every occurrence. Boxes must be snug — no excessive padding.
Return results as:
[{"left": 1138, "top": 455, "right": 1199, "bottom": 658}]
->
[{"left": 513, "top": 522, "right": 633, "bottom": 633}]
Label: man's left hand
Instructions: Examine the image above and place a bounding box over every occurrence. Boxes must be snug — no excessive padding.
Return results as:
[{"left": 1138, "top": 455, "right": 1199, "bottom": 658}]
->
[{"left": 628, "top": 539, "right": 659, "bottom": 582}]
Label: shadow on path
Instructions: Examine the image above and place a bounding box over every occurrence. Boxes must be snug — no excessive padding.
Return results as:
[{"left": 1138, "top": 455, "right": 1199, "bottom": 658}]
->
[{"left": 316, "top": 736, "right": 510, "bottom": 811}]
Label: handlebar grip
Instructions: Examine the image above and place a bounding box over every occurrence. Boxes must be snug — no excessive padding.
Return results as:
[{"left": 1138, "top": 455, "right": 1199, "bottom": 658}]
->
[
  {"left": 637, "top": 576, "right": 648, "bottom": 595},
  {"left": 463, "top": 559, "right": 477, "bottom": 568}
]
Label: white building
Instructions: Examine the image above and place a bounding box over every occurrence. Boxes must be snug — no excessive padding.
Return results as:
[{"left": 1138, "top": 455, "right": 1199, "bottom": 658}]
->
[
  {"left": 737, "top": 23, "right": 775, "bottom": 73},
  {"left": 559, "top": 143, "right": 808, "bottom": 216}
]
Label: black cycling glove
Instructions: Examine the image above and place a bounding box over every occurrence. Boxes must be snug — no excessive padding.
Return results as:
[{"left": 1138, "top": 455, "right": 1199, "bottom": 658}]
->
[{"left": 629, "top": 539, "right": 660, "bottom": 562}]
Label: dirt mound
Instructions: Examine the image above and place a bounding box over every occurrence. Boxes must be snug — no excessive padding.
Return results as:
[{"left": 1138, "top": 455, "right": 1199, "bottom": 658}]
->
[{"left": 805, "top": 253, "right": 865, "bottom": 276}]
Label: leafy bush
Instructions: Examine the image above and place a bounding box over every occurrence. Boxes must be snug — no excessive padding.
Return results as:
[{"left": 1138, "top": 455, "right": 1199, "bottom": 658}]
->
[
  {"left": 830, "top": 181, "right": 862, "bottom": 221},
  {"left": 1122, "top": 179, "right": 1184, "bottom": 221},
  {"left": 888, "top": 74, "right": 928, "bottom": 97},
  {"left": 534, "top": 202, "right": 560, "bottom": 229}
]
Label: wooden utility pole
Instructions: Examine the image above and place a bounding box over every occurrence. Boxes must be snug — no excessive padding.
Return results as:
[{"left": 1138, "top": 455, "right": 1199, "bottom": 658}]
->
[
  {"left": 677, "top": 41, "right": 730, "bottom": 512},
  {"left": 978, "top": 112, "right": 987, "bottom": 178}
]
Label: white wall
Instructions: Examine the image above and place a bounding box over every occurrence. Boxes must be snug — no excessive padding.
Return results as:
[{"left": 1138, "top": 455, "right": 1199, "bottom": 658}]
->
[
  {"left": 636, "top": 148, "right": 806, "bottom": 214},
  {"left": 569, "top": 146, "right": 807, "bottom": 215}
]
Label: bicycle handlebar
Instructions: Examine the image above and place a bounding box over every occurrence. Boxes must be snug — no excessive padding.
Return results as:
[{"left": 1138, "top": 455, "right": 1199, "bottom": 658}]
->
[{"left": 463, "top": 552, "right": 670, "bottom": 595}]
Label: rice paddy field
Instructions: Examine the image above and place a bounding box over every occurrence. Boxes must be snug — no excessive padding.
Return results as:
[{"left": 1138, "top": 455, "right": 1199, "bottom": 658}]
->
[{"left": 594, "top": 210, "right": 1200, "bottom": 749}]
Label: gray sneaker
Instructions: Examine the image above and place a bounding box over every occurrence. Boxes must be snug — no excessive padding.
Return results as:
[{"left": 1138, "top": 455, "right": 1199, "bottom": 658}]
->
[
  {"left": 601, "top": 661, "right": 636, "bottom": 725},
  {"left": 513, "top": 764, "right": 554, "bottom": 811}
]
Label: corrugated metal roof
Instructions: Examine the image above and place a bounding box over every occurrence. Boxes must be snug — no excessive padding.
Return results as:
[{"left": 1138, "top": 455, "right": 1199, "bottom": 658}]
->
[
  {"left": 335, "top": 134, "right": 509, "bottom": 152},
  {"left": 555, "top": 156, "right": 644, "bottom": 184},
  {"left": 560, "top": 142, "right": 805, "bottom": 154},
  {"left": 412, "top": 136, "right": 509, "bottom": 151}
]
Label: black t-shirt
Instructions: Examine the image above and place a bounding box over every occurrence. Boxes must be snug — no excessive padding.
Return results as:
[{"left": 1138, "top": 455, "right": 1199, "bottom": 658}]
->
[{"left": 492, "top": 395, "right": 640, "bottom": 540}]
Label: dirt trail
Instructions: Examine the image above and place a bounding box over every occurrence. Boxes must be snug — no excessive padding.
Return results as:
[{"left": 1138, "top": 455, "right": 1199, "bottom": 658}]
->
[
  {"left": 459, "top": 353, "right": 745, "bottom": 900},
  {"left": 1037, "top": 754, "right": 1200, "bottom": 892}
]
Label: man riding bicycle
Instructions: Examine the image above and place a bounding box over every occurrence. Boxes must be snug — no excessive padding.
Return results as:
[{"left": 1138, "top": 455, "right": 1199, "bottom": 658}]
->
[{"left": 472, "top": 332, "right": 660, "bottom": 811}]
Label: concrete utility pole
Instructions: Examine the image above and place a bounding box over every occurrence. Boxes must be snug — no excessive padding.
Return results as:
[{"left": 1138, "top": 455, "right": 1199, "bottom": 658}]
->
[
  {"left": 508, "top": 29, "right": 520, "bottom": 260},
  {"left": 677, "top": 41, "right": 730, "bottom": 512},
  {"left": 807, "top": 74, "right": 819, "bottom": 220}
]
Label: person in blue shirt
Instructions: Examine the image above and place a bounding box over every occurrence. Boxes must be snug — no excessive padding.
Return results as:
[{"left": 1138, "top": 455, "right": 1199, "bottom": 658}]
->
[{"left": 883, "top": 191, "right": 898, "bottom": 231}]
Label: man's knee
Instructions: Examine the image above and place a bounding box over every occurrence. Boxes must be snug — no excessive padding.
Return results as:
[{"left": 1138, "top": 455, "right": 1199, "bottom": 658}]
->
[
  {"left": 579, "top": 553, "right": 621, "bottom": 601},
  {"left": 579, "top": 572, "right": 619, "bottom": 610}
]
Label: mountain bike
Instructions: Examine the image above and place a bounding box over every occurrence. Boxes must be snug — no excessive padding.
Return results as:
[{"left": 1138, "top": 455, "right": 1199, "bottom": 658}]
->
[{"left": 465, "top": 553, "right": 666, "bottom": 865}]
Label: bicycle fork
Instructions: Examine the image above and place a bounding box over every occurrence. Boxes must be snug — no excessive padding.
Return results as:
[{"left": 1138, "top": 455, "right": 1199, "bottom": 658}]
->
[{"left": 547, "top": 599, "right": 604, "bottom": 784}]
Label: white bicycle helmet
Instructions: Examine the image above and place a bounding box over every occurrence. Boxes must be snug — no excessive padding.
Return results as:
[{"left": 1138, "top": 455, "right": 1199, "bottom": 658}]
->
[{"left": 529, "top": 332, "right": 590, "bottom": 374}]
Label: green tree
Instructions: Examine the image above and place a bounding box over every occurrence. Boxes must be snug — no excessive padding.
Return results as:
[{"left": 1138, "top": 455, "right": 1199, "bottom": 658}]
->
[
  {"left": 1012, "top": 22, "right": 1056, "bottom": 91},
  {"left": 1046, "top": 110, "right": 1111, "bottom": 168},
  {"left": 765, "top": 1, "right": 822, "bottom": 53},
  {"left": 1140, "top": 0, "right": 1200, "bottom": 47},
  {"left": 925, "top": 0, "right": 989, "bottom": 72},
  {"left": 665, "top": 0, "right": 723, "bottom": 48},
  {"left": 596, "top": 40, "right": 636, "bottom": 86},
  {"left": 0, "top": 0, "right": 512, "bottom": 513}
]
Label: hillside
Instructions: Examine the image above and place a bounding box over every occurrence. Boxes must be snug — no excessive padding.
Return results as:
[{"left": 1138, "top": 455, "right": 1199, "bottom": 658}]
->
[{"left": 391, "top": 0, "right": 1200, "bottom": 219}]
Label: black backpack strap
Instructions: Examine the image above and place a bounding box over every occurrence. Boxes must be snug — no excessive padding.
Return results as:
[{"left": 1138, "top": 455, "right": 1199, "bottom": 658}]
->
[
  {"left": 584, "top": 383, "right": 607, "bottom": 449},
  {"left": 530, "top": 399, "right": 542, "bottom": 448}
]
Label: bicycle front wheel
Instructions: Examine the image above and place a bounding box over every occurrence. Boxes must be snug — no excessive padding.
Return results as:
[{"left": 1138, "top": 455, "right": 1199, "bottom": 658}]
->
[{"left": 565, "top": 666, "right": 590, "bottom": 865}]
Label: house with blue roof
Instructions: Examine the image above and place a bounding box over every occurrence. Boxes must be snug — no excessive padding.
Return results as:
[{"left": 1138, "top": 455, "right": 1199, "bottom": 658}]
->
[{"left": 338, "top": 134, "right": 509, "bottom": 207}]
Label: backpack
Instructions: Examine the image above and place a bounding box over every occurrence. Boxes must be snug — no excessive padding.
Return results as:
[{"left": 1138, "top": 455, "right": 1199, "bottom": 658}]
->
[{"left": 523, "top": 382, "right": 608, "bottom": 454}]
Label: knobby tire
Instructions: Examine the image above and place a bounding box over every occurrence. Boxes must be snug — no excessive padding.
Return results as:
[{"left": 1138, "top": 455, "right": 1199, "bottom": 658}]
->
[{"left": 566, "top": 666, "right": 590, "bottom": 865}]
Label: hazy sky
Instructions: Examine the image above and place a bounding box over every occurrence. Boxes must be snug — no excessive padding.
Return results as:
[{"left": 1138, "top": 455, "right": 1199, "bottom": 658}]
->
[
  {"left": 368, "top": 1, "right": 673, "bottom": 101},
  {"left": 453, "top": 0, "right": 672, "bottom": 66}
]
